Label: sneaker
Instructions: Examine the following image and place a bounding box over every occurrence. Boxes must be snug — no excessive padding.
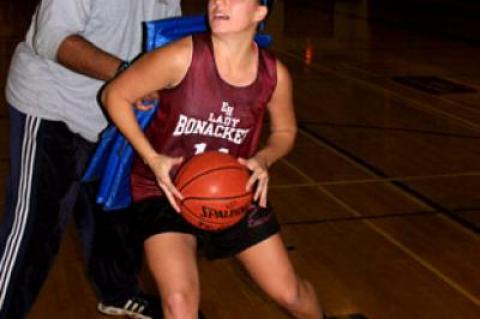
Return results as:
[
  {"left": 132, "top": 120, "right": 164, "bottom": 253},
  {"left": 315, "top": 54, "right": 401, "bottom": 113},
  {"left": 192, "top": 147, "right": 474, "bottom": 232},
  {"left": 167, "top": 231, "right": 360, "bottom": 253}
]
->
[{"left": 97, "top": 293, "right": 161, "bottom": 319}]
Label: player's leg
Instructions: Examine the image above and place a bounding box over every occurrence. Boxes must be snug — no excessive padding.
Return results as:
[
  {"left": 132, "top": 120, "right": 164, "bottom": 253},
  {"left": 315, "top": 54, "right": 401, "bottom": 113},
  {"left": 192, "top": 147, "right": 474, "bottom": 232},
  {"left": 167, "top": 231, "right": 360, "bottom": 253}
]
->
[
  {"left": 236, "top": 233, "right": 323, "bottom": 319},
  {"left": 204, "top": 204, "right": 323, "bottom": 319},
  {"left": 144, "top": 232, "right": 200, "bottom": 319}
]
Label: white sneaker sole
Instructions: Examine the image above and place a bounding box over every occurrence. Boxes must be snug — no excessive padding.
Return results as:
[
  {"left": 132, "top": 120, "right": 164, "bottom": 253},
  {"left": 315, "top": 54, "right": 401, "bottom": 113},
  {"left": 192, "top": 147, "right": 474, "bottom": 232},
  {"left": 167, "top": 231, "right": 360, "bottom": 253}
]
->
[{"left": 97, "top": 303, "right": 152, "bottom": 319}]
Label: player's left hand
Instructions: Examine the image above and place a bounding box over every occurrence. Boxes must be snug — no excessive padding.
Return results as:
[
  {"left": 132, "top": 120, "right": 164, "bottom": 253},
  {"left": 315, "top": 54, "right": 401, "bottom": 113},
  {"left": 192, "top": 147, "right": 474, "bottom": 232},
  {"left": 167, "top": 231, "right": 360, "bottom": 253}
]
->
[{"left": 238, "top": 155, "right": 269, "bottom": 208}]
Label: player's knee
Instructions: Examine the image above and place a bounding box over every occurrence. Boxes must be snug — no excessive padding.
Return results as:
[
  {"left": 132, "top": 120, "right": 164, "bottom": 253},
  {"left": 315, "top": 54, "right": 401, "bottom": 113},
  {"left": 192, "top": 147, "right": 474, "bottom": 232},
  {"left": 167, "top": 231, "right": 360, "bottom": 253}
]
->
[
  {"left": 273, "top": 280, "right": 303, "bottom": 311},
  {"left": 163, "top": 290, "right": 197, "bottom": 319}
]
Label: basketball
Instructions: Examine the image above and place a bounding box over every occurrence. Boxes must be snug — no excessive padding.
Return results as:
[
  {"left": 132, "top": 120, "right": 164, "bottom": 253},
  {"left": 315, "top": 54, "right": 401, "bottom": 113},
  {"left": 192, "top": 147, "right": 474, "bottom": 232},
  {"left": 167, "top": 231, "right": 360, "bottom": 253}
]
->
[{"left": 174, "top": 151, "right": 253, "bottom": 231}]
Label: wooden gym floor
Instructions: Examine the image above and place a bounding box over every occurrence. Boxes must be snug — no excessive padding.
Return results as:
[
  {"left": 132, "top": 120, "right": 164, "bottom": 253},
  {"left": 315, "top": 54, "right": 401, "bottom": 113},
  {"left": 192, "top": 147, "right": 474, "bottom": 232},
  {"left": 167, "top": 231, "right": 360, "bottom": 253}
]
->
[{"left": 0, "top": 0, "right": 479, "bottom": 318}]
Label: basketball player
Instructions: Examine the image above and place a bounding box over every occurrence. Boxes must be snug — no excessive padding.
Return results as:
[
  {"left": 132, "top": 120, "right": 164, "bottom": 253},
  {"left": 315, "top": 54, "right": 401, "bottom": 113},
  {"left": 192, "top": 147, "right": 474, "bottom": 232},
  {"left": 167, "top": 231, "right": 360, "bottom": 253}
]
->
[{"left": 102, "top": 0, "right": 325, "bottom": 318}]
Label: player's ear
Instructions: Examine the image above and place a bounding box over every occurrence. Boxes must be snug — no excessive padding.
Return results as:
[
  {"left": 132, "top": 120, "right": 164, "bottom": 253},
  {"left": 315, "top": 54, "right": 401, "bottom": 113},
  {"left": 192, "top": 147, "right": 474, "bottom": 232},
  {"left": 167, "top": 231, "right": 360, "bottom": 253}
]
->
[{"left": 254, "top": 4, "right": 268, "bottom": 23}]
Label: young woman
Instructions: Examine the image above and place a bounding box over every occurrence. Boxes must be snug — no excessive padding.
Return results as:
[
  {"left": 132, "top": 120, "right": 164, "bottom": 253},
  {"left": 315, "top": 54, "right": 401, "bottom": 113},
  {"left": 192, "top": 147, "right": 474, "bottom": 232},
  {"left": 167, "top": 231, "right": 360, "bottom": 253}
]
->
[{"left": 102, "top": 0, "right": 325, "bottom": 318}]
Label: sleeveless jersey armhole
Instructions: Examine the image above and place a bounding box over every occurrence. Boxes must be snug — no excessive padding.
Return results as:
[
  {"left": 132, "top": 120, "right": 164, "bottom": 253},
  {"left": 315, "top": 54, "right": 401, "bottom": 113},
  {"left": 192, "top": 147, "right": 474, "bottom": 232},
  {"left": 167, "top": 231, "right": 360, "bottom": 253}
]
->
[
  {"left": 168, "top": 35, "right": 195, "bottom": 89},
  {"left": 261, "top": 51, "right": 279, "bottom": 107}
]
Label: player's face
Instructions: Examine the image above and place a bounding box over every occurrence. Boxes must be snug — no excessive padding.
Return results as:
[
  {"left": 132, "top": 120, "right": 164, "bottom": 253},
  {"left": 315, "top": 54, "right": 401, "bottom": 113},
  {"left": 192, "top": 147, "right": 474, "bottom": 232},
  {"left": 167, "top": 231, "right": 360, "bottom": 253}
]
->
[{"left": 208, "top": 0, "right": 267, "bottom": 35}]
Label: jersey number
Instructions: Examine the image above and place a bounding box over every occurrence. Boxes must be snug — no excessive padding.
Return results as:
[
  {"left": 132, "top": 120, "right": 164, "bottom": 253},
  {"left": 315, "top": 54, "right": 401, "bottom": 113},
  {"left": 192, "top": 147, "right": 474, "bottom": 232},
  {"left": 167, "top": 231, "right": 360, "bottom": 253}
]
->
[{"left": 194, "top": 143, "right": 229, "bottom": 155}]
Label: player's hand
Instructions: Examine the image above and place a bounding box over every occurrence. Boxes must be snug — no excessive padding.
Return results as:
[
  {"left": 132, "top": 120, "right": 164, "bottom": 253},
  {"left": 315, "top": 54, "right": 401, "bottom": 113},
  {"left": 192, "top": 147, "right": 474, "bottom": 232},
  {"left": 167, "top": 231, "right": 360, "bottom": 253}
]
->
[
  {"left": 145, "top": 153, "right": 184, "bottom": 212},
  {"left": 134, "top": 91, "right": 159, "bottom": 111},
  {"left": 238, "top": 155, "right": 269, "bottom": 208}
]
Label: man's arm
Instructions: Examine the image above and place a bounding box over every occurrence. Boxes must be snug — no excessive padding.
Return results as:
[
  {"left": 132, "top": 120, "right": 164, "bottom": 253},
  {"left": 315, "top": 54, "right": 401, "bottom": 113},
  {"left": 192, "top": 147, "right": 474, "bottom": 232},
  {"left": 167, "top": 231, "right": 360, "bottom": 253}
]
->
[
  {"left": 56, "top": 35, "right": 123, "bottom": 81},
  {"left": 31, "top": 0, "right": 123, "bottom": 81}
]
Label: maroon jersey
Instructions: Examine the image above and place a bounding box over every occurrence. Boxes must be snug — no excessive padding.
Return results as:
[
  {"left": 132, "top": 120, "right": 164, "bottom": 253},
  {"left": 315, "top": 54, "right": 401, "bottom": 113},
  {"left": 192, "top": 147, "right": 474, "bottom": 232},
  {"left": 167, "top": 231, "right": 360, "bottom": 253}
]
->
[{"left": 131, "top": 33, "right": 277, "bottom": 201}]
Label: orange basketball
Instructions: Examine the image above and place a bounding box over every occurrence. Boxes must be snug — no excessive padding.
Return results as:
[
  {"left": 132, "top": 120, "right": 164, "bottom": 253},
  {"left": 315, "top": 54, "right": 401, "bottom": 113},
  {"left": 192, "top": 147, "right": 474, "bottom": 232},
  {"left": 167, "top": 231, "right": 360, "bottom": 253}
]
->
[{"left": 174, "top": 151, "right": 253, "bottom": 231}]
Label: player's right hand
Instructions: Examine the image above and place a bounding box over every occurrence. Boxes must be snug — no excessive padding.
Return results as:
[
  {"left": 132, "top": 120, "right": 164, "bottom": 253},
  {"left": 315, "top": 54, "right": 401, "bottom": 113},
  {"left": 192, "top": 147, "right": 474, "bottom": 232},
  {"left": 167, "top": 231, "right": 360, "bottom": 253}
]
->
[{"left": 145, "top": 153, "right": 184, "bottom": 212}]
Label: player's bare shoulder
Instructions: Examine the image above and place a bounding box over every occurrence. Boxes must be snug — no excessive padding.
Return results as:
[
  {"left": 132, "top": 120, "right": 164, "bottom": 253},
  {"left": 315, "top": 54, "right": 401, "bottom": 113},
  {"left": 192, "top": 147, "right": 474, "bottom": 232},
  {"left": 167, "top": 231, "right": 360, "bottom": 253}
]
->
[
  {"left": 147, "top": 36, "right": 193, "bottom": 88},
  {"left": 161, "top": 36, "right": 193, "bottom": 66},
  {"left": 275, "top": 59, "right": 292, "bottom": 88},
  {"left": 268, "top": 58, "right": 293, "bottom": 106}
]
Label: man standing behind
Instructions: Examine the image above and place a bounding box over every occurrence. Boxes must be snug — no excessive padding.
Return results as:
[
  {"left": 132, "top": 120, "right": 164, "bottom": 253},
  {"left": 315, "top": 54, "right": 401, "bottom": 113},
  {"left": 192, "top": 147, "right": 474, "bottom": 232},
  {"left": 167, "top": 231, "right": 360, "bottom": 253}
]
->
[{"left": 0, "top": 0, "right": 181, "bottom": 318}]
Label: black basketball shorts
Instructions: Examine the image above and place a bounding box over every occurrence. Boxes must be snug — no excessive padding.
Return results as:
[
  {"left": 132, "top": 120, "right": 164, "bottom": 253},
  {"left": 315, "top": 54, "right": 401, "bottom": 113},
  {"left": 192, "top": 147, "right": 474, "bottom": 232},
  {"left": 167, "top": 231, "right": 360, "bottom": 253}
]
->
[{"left": 133, "top": 197, "right": 280, "bottom": 259}]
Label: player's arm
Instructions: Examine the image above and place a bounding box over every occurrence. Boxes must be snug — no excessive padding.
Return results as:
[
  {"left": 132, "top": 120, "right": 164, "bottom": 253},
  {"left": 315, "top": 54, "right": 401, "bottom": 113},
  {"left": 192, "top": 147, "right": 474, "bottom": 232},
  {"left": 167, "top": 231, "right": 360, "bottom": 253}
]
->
[
  {"left": 240, "top": 59, "right": 297, "bottom": 207},
  {"left": 102, "top": 37, "right": 191, "bottom": 161},
  {"left": 256, "top": 60, "right": 297, "bottom": 166},
  {"left": 101, "top": 37, "right": 192, "bottom": 209}
]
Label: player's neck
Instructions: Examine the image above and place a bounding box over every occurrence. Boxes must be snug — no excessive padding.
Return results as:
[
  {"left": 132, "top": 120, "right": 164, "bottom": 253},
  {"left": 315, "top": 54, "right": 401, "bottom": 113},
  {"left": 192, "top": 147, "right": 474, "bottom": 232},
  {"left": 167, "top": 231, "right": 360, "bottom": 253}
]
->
[
  {"left": 211, "top": 33, "right": 258, "bottom": 86},
  {"left": 211, "top": 31, "right": 256, "bottom": 67}
]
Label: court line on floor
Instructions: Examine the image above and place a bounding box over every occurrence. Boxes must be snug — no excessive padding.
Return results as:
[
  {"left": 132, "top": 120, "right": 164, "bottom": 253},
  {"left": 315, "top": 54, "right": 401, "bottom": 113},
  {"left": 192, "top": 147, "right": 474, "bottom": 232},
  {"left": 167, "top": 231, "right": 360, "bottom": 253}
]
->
[
  {"left": 270, "top": 171, "right": 480, "bottom": 189},
  {"left": 275, "top": 50, "right": 480, "bottom": 131},
  {"left": 297, "top": 125, "right": 480, "bottom": 235},
  {"left": 280, "top": 210, "right": 438, "bottom": 226},
  {"left": 341, "top": 64, "right": 480, "bottom": 116},
  {"left": 299, "top": 121, "right": 480, "bottom": 139},
  {"left": 279, "top": 158, "right": 480, "bottom": 307},
  {"left": 280, "top": 208, "right": 479, "bottom": 227},
  {"left": 279, "top": 208, "right": 478, "bottom": 227}
]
